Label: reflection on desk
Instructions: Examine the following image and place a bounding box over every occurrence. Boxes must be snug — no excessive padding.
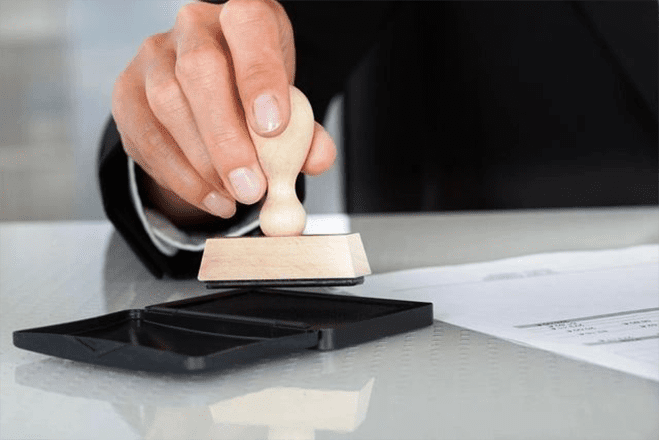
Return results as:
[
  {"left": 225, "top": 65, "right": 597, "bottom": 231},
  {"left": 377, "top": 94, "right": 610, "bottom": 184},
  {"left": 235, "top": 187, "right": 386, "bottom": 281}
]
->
[{"left": 16, "top": 358, "right": 374, "bottom": 440}]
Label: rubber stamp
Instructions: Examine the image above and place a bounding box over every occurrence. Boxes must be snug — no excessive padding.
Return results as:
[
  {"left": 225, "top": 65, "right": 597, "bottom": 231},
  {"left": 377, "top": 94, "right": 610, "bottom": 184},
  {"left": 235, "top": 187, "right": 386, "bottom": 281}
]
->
[{"left": 199, "top": 85, "right": 371, "bottom": 288}]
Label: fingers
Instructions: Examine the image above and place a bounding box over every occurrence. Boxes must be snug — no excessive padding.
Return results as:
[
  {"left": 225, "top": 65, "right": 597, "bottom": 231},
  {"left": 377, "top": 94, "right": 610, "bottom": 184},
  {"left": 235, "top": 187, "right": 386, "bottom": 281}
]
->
[
  {"left": 302, "top": 122, "right": 337, "bottom": 176},
  {"left": 142, "top": 40, "right": 227, "bottom": 197},
  {"left": 174, "top": 2, "right": 267, "bottom": 205},
  {"left": 220, "top": 0, "right": 294, "bottom": 137},
  {"left": 113, "top": 70, "right": 236, "bottom": 219}
]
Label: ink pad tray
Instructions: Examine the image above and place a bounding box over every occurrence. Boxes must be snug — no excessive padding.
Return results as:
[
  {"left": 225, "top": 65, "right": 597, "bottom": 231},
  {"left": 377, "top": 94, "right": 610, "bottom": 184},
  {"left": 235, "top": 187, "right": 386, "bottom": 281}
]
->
[{"left": 13, "top": 288, "right": 433, "bottom": 373}]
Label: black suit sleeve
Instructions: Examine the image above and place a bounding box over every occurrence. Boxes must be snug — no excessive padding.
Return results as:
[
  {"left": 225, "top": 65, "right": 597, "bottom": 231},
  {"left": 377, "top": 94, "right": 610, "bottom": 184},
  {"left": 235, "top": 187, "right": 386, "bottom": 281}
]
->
[{"left": 99, "top": 118, "right": 202, "bottom": 278}]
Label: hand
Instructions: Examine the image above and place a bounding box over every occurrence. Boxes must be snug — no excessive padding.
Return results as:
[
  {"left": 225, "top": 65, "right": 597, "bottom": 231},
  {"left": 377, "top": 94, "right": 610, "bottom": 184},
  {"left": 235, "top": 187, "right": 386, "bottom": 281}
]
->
[{"left": 112, "top": 0, "right": 336, "bottom": 223}]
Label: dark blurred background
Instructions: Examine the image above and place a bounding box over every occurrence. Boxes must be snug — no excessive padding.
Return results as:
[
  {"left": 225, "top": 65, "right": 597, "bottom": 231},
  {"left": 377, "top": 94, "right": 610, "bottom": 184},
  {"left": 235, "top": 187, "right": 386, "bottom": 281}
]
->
[{"left": 338, "top": 1, "right": 657, "bottom": 213}]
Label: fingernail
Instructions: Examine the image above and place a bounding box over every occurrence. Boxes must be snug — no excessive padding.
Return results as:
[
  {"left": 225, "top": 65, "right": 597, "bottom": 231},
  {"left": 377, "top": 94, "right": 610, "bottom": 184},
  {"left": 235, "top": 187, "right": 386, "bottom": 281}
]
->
[
  {"left": 229, "top": 167, "right": 263, "bottom": 204},
  {"left": 202, "top": 192, "right": 236, "bottom": 218},
  {"left": 253, "top": 94, "right": 280, "bottom": 133}
]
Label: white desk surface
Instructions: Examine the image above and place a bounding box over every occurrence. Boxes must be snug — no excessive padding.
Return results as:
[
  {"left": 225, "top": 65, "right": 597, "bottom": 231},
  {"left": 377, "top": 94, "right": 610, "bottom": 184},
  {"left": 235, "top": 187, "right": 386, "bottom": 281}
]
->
[{"left": 1, "top": 207, "right": 658, "bottom": 440}]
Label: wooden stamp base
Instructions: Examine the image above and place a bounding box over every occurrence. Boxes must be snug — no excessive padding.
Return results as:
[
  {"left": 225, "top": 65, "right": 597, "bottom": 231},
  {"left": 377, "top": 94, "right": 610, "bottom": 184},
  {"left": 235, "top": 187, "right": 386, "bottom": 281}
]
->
[{"left": 198, "top": 233, "right": 371, "bottom": 287}]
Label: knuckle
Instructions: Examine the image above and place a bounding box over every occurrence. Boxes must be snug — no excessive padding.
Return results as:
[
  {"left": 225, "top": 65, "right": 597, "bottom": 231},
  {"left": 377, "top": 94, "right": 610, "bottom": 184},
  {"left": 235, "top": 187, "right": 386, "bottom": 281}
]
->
[
  {"left": 175, "top": 2, "right": 206, "bottom": 29},
  {"left": 145, "top": 76, "right": 183, "bottom": 114},
  {"left": 223, "top": 0, "right": 271, "bottom": 26},
  {"left": 138, "top": 128, "right": 168, "bottom": 163},
  {"left": 241, "top": 60, "right": 280, "bottom": 85},
  {"left": 138, "top": 34, "right": 166, "bottom": 59},
  {"left": 207, "top": 128, "right": 245, "bottom": 152},
  {"left": 175, "top": 44, "right": 222, "bottom": 82}
]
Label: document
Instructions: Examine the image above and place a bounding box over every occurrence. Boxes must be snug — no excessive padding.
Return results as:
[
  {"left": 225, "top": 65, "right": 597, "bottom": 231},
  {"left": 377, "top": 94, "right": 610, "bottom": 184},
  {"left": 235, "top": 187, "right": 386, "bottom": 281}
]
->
[{"left": 353, "top": 245, "right": 659, "bottom": 381}]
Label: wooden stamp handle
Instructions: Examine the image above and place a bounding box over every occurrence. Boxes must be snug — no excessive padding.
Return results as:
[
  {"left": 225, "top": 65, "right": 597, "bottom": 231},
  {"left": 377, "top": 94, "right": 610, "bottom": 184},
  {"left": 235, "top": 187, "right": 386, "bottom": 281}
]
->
[{"left": 248, "top": 86, "right": 314, "bottom": 236}]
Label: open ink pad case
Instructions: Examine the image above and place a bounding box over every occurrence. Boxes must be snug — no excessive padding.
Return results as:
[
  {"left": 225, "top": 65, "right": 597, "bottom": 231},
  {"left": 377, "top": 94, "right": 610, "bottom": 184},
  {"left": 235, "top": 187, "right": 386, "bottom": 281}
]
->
[{"left": 13, "top": 289, "right": 433, "bottom": 373}]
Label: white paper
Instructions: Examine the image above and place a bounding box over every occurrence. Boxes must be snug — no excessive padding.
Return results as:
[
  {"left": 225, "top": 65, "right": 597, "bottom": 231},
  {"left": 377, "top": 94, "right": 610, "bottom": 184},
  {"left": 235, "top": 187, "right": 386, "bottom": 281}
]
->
[{"left": 352, "top": 245, "right": 659, "bottom": 381}]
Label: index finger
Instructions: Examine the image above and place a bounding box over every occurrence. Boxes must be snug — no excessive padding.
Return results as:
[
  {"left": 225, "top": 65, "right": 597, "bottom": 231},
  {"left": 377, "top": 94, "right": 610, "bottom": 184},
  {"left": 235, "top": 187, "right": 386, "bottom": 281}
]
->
[{"left": 220, "top": 0, "right": 294, "bottom": 137}]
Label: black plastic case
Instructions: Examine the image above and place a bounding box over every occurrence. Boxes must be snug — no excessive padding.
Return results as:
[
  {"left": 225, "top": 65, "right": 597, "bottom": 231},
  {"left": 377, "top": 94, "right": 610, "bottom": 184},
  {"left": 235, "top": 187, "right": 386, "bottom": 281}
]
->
[{"left": 13, "top": 288, "right": 433, "bottom": 373}]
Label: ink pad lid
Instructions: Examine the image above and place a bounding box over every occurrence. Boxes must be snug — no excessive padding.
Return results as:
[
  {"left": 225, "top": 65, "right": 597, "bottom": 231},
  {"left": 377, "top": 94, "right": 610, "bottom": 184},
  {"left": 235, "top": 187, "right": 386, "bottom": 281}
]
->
[{"left": 13, "top": 289, "right": 432, "bottom": 373}]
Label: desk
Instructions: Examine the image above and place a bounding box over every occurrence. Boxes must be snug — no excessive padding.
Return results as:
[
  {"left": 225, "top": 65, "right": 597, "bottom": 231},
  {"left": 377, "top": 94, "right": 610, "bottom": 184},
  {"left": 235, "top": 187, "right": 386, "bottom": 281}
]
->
[{"left": 1, "top": 208, "right": 658, "bottom": 439}]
